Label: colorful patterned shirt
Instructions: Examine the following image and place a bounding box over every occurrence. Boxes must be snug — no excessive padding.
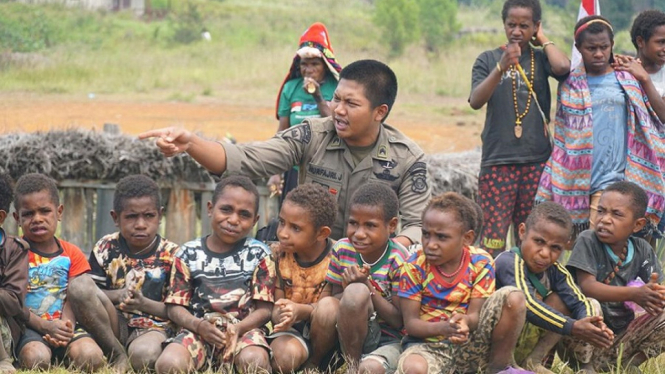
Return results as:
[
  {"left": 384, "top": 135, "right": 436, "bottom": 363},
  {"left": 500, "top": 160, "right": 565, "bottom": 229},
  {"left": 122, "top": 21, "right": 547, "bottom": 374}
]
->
[
  {"left": 88, "top": 232, "right": 180, "bottom": 329},
  {"left": 164, "top": 236, "right": 275, "bottom": 321},
  {"left": 274, "top": 238, "right": 333, "bottom": 304},
  {"left": 399, "top": 246, "right": 495, "bottom": 342},
  {"left": 325, "top": 238, "right": 410, "bottom": 338},
  {"left": 26, "top": 238, "right": 91, "bottom": 321}
]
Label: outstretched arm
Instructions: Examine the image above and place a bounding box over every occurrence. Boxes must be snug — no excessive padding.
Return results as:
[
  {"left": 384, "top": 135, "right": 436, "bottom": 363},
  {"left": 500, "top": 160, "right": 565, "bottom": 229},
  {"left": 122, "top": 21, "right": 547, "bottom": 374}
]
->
[{"left": 139, "top": 127, "right": 228, "bottom": 174}]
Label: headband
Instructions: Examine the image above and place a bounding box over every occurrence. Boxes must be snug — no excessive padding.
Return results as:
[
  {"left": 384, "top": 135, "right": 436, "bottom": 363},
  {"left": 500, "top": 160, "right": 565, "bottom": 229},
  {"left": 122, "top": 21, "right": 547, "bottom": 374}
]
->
[{"left": 574, "top": 19, "right": 614, "bottom": 39}]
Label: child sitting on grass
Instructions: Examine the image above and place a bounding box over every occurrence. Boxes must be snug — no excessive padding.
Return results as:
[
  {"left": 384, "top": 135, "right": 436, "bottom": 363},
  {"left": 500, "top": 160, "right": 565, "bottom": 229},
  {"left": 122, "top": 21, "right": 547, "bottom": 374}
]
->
[
  {"left": 495, "top": 202, "right": 613, "bottom": 374},
  {"left": 325, "top": 183, "right": 410, "bottom": 374},
  {"left": 155, "top": 176, "right": 275, "bottom": 374},
  {"left": 0, "top": 173, "right": 29, "bottom": 374},
  {"left": 88, "top": 175, "right": 180, "bottom": 371},
  {"left": 269, "top": 184, "right": 337, "bottom": 373},
  {"left": 397, "top": 192, "right": 526, "bottom": 374},
  {"left": 14, "top": 173, "right": 128, "bottom": 372},
  {"left": 567, "top": 181, "right": 665, "bottom": 372}
]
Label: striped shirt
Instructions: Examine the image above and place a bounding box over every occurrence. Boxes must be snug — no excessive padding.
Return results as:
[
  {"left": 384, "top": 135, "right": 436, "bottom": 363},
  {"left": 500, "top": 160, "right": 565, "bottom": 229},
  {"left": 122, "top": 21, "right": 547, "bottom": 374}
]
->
[{"left": 326, "top": 238, "right": 409, "bottom": 337}]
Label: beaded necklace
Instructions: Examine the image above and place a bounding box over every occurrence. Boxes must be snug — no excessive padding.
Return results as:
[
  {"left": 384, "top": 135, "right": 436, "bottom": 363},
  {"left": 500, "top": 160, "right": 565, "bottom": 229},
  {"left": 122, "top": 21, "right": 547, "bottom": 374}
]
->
[
  {"left": 603, "top": 244, "right": 627, "bottom": 285},
  {"left": 437, "top": 246, "right": 469, "bottom": 278},
  {"left": 510, "top": 47, "right": 535, "bottom": 139}
]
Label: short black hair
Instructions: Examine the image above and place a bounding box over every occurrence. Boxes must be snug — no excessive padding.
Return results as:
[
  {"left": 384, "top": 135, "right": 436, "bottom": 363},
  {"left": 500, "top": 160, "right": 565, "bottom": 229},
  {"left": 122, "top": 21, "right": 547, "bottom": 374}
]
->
[
  {"left": 113, "top": 175, "right": 161, "bottom": 213},
  {"left": 525, "top": 202, "right": 573, "bottom": 238},
  {"left": 212, "top": 175, "right": 260, "bottom": 214},
  {"left": 350, "top": 183, "right": 398, "bottom": 223},
  {"left": 575, "top": 15, "right": 614, "bottom": 46},
  {"left": 0, "top": 173, "right": 14, "bottom": 213},
  {"left": 469, "top": 198, "right": 484, "bottom": 241},
  {"left": 630, "top": 10, "right": 665, "bottom": 50},
  {"left": 424, "top": 192, "right": 477, "bottom": 233},
  {"left": 603, "top": 181, "right": 648, "bottom": 220},
  {"left": 14, "top": 173, "right": 59, "bottom": 210},
  {"left": 339, "top": 59, "right": 397, "bottom": 121},
  {"left": 502, "top": 0, "right": 542, "bottom": 23},
  {"left": 284, "top": 184, "right": 336, "bottom": 230}
]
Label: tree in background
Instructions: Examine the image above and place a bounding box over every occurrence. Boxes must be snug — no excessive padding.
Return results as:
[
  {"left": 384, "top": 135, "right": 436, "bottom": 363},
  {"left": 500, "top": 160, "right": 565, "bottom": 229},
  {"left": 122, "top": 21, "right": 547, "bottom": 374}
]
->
[
  {"left": 418, "top": 0, "right": 460, "bottom": 53},
  {"left": 374, "top": 0, "right": 419, "bottom": 56}
]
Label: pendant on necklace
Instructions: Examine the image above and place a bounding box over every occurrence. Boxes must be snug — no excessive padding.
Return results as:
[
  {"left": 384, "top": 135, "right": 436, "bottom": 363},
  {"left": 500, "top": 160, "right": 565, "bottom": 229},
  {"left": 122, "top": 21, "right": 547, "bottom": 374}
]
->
[{"left": 514, "top": 124, "right": 523, "bottom": 138}]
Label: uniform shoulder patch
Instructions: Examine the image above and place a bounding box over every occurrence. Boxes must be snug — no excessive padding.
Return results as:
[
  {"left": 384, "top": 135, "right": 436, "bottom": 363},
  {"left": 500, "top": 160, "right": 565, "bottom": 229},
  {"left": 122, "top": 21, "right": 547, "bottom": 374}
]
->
[
  {"left": 407, "top": 161, "right": 428, "bottom": 194},
  {"left": 407, "top": 161, "right": 427, "bottom": 175},
  {"left": 281, "top": 123, "right": 312, "bottom": 144}
]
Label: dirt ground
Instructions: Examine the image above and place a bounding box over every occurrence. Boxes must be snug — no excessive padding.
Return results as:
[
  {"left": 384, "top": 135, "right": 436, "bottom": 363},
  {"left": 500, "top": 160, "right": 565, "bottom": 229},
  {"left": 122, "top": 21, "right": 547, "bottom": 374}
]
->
[{"left": 0, "top": 93, "right": 484, "bottom": 154}]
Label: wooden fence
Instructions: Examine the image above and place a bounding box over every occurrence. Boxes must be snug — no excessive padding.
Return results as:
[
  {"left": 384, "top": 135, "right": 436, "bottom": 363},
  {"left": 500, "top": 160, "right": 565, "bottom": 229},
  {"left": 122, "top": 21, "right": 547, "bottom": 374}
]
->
[{"left": 4, "top": 179, "right": 279, "bottom": 255}]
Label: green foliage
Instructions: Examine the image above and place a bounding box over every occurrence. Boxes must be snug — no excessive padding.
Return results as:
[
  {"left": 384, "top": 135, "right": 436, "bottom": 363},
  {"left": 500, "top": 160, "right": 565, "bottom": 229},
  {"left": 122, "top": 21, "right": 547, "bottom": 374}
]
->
[
  {"left": 0, "top": 5, "right": 54, "bottom": 52},
  {"left": 417, "top": 0, "right": 460, "bottom": 53},
  {"left": 374, "top": 0, "right": 420, "bottom": 56},
  {"left": 168, "top": 1, "right": 205, "bottom": 45}
]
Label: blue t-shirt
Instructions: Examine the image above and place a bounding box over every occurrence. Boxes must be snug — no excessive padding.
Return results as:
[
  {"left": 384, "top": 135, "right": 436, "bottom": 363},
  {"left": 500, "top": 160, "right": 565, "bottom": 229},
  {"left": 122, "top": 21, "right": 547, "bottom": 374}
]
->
[{"left": 588, "top": 72, "right": 628, "bottom": 193}]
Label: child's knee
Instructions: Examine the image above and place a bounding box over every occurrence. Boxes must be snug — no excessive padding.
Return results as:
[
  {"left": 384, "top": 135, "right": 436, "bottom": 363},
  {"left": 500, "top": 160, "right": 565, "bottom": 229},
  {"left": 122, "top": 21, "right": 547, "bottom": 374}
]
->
[
  {"left": 154, "top": 346, "right": 191, "bottom": 374},
  {"left": 504, "top": 290, "right": 526, "bottom": 316},
  {"left": 67, "top": 274, "right": 97, "bottom": 302},
  {"left": 129, "top": 343, "right": 163, "bottom": 370},
  {"left": 312, "top": 296, "right": 339, "bottom": 326},
  {"left": 544, "top": 292, "right": 572, "bottom": 315},
  {"left": 400, "top": 354, "right": 428, "bottom": 374},
  {"left": 19, "top": 342, "right": 51, "bottom": 370},
  {"left": 270, "top": 339, "right": 306, "bottom": 372},
  {"left": 340, "top": 283, "right": 371, "bottom": 312},
  {"left": 236, "top": 346, "right": 271, "bottom": 372},
  {"left": 68, "top": 339, "right": 105, "bottom": 371}
]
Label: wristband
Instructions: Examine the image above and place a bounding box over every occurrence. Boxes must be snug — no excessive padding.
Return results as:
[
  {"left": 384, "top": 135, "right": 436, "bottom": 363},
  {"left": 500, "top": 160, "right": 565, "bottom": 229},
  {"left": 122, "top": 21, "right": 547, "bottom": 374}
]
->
[
  {"left": 496, "top": 62, "right": 503, "bottom": 74},
  {"left": 542, "top": 41, "right": 555, "bottom": 49}
]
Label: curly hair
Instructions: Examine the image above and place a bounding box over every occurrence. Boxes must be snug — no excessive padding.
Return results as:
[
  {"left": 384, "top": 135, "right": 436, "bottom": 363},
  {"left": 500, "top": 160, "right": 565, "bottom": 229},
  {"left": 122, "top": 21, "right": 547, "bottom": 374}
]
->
[
  {"left": 630, "top": 10, "right": 665, "bottom": 50},
  {"left": 14, "top": 173, "right": 59, "bottom": 210},
  {"left": 525, "top": 202, "right": 572, "bottom": 237},
  {"left": 604, "top": 181, "right": 648, "bottom": 220},
  {"left": 212, "top": 176, "right": 260, "bottom": 214},
  {"left": 284, "top": 184, "right": 337, "bottom": 230},
  {"left": 350, "top": 183, "right": 399, "bottom": 223},
  {"left": 0, "top": 173, "right": 14, "bottom": 213},
  {"left": 424, "top": 192, "right": 477, "bottom": 233},
  {"left": 502, "top": 0, "right": 542, "bottom": 23},
  {"left": 574, "top": 15, "right": 614, "bottom": 46},
  {"left": 113, "top": 175, "right": 161, "bottom": 213}
]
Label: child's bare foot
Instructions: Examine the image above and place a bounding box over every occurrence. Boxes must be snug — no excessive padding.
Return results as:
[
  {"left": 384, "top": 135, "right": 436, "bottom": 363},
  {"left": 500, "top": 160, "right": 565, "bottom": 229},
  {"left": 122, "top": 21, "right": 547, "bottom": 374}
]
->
[
  {"left": 523, "top": 358, "right": 555, "bottom": 374},
  {"left": 0, "top": 358, "right": 15, "bottom": 374},
  {"left": 575, "top": 362, "right": 597, "bottom": 374},
  {"left": 111, "top": 353, "right": 131, "bottom": 374}
]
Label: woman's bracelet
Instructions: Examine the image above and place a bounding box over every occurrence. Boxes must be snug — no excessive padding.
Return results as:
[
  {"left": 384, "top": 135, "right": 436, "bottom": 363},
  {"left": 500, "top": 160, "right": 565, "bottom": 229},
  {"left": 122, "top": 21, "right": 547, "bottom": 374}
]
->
[
  {"left": 542, "top": 41, "right": 555, "bottom": 50},
  {"left": 496, "top": 62, "right": 503, "bottom": 74}
]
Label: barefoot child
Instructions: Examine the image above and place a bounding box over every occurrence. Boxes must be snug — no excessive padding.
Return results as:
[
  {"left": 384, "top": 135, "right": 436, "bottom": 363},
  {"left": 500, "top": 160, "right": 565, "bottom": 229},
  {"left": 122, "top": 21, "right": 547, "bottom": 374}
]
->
[
  {"left": 495, "top": 202, "right": 613, "bottom": 374},
  {"left": 88, "top": 175, "right": 180, "bottom": 371},
  {"left": 567, "top": 181, "right": 665, "bottom": 372},
  {"left": 269, "top": 184, "right": 337, "bottom": 373},
  {"left": 537, "top": 16, "right": 665, "bottom": 239},
  {"left": 325, "top": 183, "right": 410, "bottom": 374},
  {"left": 14, "top": 173, "right": 128, "bottom": 371},
  {"left": 155, "top": 176, "right": 275, "bottom": 374},
  {"left": 396, "top": 192, "right": 525, "bottom": 374},
  {"left": 0, "top": 174, "right": 29, "bottom": 374},
  {"left": 469, "top": 0, "right": 570, "bottom": 256}
]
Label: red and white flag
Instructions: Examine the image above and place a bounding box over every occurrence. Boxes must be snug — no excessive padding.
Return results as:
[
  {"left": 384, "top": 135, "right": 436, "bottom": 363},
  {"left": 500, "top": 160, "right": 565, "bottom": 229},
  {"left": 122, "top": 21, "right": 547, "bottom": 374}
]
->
[{"left": 571, "top": 0, "right": 600, "bottom": 70}]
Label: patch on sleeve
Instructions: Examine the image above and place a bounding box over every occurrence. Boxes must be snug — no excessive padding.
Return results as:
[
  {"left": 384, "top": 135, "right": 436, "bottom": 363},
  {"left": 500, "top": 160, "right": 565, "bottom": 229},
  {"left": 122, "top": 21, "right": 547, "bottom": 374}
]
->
[
  {"left": 281, "top": 123, "right": 312, "bottom": 144},
  {"left": 407, "top": 161, "right": 428, "bottom": 194}
]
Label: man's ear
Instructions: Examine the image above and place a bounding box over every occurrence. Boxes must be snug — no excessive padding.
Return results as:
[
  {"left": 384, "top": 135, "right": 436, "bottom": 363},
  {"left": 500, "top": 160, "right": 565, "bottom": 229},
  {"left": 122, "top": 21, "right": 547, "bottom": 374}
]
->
[
  {"left": 633, "top": 217, "right": 647, "bottom": 234},
  {"left": 373, "top": 104, "right": 389, "bottom": 123}
]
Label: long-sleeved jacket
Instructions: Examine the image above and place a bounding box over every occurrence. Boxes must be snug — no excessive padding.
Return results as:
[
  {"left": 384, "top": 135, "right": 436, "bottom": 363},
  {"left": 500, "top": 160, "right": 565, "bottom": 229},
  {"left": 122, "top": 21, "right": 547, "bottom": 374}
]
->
[
  {"left": 495, "top": 250, "right": 592, "bottom": 335},
  {"left": 0, "top": 231, "right": 30, "bottom": 343}
]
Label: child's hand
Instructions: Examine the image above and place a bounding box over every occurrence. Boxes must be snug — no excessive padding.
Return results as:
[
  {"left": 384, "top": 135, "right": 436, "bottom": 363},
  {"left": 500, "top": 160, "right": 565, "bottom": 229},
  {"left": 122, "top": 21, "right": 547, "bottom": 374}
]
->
[
  {"left": 119, "top": 286, "right": 144, "bottom": 311},
  {"left": 571, "top": 316, "right": 614, "bottom": 348},
  {"left": 273, "top": 299, "right": 297, "bottom": 333},
  {"left": 499, "top": 42, "right": 521, "bottom": 72},
  {"left": 632, "top": 274, "right": 665, "bottom": 316},
  {"left": 221, "top": 324, "right": 239, "bottom": 362},
  {"left": 197, "top": 319, "right": 226, "bottom": 348},
  {"left": 43, "top": 319, "right": 74, "bottom": 347},
  {"left": 613, "top": 56, "right": 650, "bottom": 83},
  {"left": 439, "top": 313, "right": 469, "bottom": 344},
  {"left": 341, "top": 265, "right": 370, "bottom": 289}
]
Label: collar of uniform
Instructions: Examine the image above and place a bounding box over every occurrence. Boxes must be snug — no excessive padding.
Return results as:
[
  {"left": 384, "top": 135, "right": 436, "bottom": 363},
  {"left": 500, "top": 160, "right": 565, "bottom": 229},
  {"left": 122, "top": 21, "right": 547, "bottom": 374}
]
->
[{"left": 326, "top": 124, "right": 392, "bottom": 161}]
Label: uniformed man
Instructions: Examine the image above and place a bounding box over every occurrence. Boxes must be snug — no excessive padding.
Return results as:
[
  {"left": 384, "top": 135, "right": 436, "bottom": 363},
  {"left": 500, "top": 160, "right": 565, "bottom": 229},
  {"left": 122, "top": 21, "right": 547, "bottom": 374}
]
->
[{"left": 139, "top": 59, "right": 431, "bottom": 246}]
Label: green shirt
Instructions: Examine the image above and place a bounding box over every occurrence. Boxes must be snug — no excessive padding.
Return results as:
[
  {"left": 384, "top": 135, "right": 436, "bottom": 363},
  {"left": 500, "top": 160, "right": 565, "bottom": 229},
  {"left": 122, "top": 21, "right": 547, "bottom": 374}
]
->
[{"left": 278, "top": 77, "right": 337, "bottom": 127}]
